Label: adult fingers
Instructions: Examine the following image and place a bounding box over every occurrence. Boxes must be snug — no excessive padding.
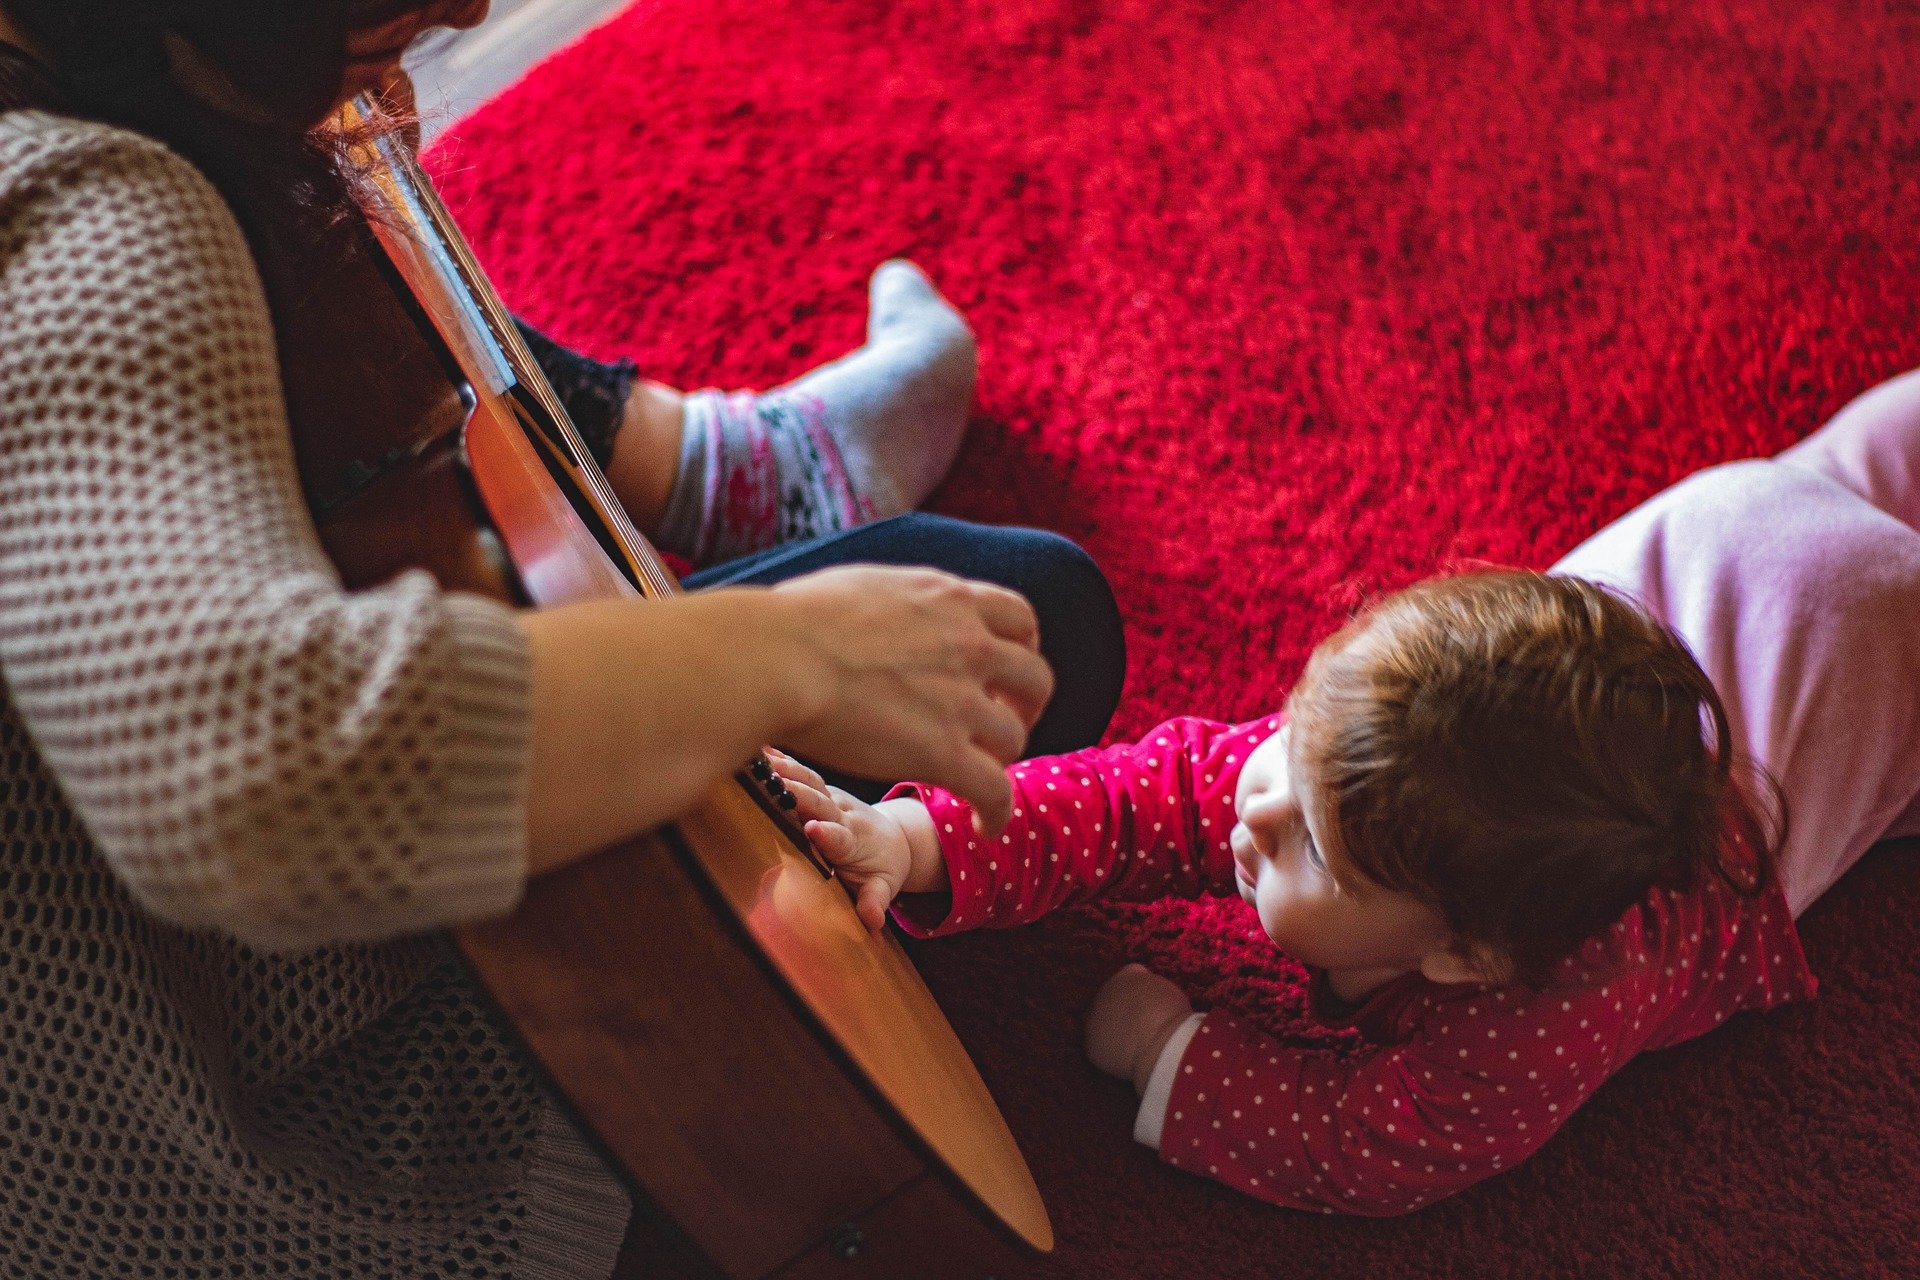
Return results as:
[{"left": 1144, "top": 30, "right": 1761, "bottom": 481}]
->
[
  {"left": 938, "top": 745, "right": 1014, "bottom": 839},
  {"left": 983, "top": 638, "right": 1055, "bottom": 731},
  {"left": 969, "top": 692, "right": 1030, "bottom": 766},
  {"left": 967, "top": 581, "right": 1041, "bottom": 649}
]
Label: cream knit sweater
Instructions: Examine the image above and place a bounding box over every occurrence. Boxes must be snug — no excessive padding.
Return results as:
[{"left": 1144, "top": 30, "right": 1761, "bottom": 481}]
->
[{"left": 0, "top": 108, "right": 630, "bottom": 1277}]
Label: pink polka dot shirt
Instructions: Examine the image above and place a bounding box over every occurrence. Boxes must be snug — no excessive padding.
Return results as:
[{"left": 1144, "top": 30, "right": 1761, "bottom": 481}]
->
[{"left": 886, "top": 716, "right": 1815, "bottom": 1215}]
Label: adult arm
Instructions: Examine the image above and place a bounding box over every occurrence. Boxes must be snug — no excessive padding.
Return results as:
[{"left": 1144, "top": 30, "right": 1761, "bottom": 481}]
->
[
  {"left": 0, "top": 118, "right": 1045, "bottom": 950},
  {"left": 0, "top": 120, "right": 534, "bottom": 950},
  {"left": 520, "top": 565, "right": 1050, "bottom": 875}
]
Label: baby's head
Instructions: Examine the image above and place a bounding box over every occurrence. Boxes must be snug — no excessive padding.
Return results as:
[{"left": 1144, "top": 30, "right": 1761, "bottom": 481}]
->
[{"left": 1231, "top": 571, "right": 1777, "bottom": 990}]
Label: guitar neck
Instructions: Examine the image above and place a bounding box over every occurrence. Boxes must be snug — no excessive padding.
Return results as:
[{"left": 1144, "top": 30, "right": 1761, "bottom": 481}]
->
[{"left": 340, "top": 96, "right": 680, "bottom": 600}]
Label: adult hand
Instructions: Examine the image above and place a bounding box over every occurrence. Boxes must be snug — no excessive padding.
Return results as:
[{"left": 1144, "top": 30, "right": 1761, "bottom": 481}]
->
[{"left": 770, "top": 564, "right": 1053, "bottom": 836}]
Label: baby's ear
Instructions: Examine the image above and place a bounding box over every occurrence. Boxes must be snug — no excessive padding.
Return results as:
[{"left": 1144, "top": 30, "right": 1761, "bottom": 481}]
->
[{"left": 1419, "top": 939, "right": 1513, "bottom": 987}]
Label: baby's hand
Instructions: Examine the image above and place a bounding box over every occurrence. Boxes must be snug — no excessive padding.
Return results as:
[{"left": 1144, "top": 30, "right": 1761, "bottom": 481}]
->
[
  {"left": 1086, "top": 964, "right": 1196, "bottom": 1095},
  {"left": 765, "top": 751, "right": 915, "bottom": 933}
]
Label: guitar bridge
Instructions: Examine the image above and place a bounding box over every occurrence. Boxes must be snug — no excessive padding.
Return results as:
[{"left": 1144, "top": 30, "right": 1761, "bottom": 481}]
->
[{"left": 742, "top": 753, "right": 834, "bottom": 878}]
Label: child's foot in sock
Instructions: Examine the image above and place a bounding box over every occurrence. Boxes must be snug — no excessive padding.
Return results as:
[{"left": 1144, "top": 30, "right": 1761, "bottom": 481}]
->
[{"left": 654, "top": 261, "right": 976, "bottom": 566}]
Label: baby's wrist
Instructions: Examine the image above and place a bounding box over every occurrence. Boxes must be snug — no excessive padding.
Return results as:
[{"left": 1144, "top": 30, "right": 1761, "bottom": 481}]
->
[{"left": 877, "top": 797, "right": 947, "bottom": 895}]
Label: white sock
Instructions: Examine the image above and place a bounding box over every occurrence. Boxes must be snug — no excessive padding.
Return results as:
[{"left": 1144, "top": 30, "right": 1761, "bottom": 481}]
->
[{"left": 654, "top": 261, "right": 976, "bottom": 566}]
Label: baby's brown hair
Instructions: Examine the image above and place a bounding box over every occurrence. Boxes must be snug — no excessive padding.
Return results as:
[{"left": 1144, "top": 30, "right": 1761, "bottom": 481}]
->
[{"left": 1286, "top": 571, "right": 1780, "bottom": 988}]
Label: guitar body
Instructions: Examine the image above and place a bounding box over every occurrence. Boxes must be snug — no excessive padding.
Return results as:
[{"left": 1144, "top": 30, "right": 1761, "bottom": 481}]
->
[{"left": 299, "top": 109, "right": 1052, "bottom": 1279}]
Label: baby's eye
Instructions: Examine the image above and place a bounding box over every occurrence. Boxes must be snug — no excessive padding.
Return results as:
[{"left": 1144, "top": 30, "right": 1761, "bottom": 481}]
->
[{"left": 1303, "top": 835, "right": 1327, "bottom": 873}]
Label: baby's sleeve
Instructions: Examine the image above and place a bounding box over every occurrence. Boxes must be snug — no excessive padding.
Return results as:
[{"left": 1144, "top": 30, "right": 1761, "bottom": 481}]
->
[
  {"left": 0, "top": 120, "right": 532, "bottom": 952},
  {"left": 1137, "top": 980, "right": 1621, "bottom": 1215},
  {"left": 889, "top": 715, "right": 1275, "bottom": 935}
]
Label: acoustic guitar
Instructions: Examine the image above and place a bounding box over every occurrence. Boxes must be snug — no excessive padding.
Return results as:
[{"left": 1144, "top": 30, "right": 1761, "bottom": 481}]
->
[{"left": 308, "top": 98, "right": 1053, "bottom": 1279}]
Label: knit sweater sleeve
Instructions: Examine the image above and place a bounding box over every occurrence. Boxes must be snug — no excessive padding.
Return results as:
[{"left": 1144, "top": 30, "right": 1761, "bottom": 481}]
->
[{"left": 0, "top": 115, "right": 533, "bottom": 952}]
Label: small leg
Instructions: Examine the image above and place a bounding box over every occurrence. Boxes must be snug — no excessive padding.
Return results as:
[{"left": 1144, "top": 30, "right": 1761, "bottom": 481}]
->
[
  {"left": 1776, "top": 367, "right": 1920, "bottom": 532},
  {"left": 653, "top": 261, "right": 977, "bottom": 567},
  {"left": 1552, "top": 458, "right": 1920, "bottom": 914}
]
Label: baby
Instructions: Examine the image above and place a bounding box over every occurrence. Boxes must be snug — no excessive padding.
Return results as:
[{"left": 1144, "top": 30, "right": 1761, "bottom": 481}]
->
[
  {"left": 770, "top": 366, "right": 1920, "bottom": 1213},
  {"left": 767, "top": 570, "right": 1802, "bottom": 1214}
]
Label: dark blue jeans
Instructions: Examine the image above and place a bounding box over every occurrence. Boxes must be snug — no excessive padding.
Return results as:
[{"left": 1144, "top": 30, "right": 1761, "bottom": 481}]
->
[{"left": 685, "top": 513, "right": 1127, "bottom": 800}]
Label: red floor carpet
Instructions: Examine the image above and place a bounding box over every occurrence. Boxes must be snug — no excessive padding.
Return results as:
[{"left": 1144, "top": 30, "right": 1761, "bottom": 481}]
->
[{"left": 429, "top": 2, "right": 1920, "bottom": 1274}]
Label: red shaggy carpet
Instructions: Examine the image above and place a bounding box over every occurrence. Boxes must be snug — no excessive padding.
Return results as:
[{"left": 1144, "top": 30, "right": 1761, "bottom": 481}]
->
[{"left": 428, "top": 1, "right": 1920, "bottom": 1274}]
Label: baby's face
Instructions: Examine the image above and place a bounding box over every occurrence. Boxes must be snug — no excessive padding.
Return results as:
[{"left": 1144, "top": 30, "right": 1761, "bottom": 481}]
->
[{"left": 1230, "top": 723, "right": 1456, "bottom": 979}]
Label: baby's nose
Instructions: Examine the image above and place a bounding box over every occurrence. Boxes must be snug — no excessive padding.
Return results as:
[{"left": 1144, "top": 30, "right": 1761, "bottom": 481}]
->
[{"left": 1239, "top": 787, "right": 1287, "bottom": 824}]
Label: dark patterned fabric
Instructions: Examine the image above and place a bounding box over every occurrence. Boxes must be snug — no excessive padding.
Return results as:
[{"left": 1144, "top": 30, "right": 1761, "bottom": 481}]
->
[{"left": 513, "top": 316, "right": 638, "bottom": 469}]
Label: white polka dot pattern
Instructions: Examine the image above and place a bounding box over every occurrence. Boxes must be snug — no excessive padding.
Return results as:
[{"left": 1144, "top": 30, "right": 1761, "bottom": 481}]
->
[
  {"left": 888, "top": 714, "right": 1249, "bottom": 935},
  {"left": 888, "top": 714, "right": 1816, "bottom": 1215},
  {"left": 0, "top": 113, "right": 629, "bottom": 1276}
]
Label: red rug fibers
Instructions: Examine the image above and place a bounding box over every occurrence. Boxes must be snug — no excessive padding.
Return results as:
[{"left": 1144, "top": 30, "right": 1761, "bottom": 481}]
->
[{"left": 428, "top": 1, "right": 1920, "bottom": 1274}]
